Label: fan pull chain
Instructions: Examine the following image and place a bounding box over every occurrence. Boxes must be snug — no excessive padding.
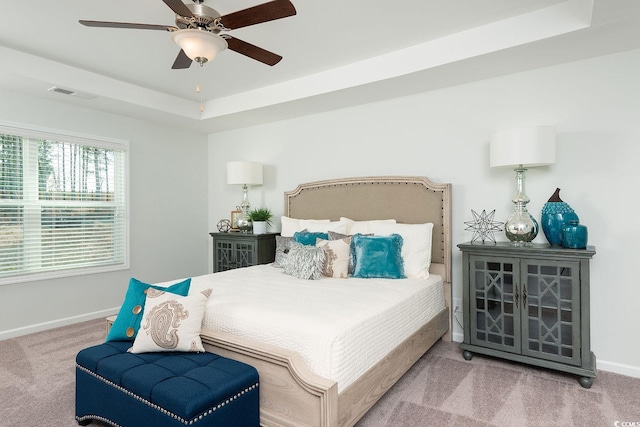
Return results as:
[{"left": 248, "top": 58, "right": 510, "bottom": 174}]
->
[
  {"left": 197, "top": 83, "right": 203, "bottom": 112},
  {"left": 197, "top": 63, "right": 204, "bottom": 113}
]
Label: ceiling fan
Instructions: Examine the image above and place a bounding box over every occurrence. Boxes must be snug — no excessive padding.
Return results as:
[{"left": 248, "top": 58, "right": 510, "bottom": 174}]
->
[{"left": 79, "top": 0, "right": 296, "bottom": 68}]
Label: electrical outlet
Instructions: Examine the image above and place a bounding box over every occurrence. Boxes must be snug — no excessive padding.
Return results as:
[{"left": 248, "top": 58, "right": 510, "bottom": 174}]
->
[{"left": 453, "top": 298, "right": 463, "bottom": 314}]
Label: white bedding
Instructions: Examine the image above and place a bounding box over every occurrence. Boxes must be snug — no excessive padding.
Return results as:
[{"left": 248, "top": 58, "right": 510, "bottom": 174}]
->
[{"left": 186, "top": 265, "right": 445, "bottom": 391}]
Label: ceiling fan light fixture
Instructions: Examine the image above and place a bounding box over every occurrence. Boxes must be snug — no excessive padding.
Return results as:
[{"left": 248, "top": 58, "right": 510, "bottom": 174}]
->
[{"left": 171, "top": 29, "right": 227, "bottom": 64}]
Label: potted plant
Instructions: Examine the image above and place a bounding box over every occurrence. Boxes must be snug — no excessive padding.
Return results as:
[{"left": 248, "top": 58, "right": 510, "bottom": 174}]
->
[{"left": 249, "top": 208, "right": 273, "bottom": 234}]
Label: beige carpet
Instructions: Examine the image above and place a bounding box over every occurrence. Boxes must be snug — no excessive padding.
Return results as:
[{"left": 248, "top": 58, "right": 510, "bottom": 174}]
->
[
  {"left": 356, "top": 339, "right": 640, "bottom": 426},
  {"left": 1, "top": 318, "right": 639, "bottom": 427},
  {"left": 0, "top": 319, "right": 105, "bottom": 426}
]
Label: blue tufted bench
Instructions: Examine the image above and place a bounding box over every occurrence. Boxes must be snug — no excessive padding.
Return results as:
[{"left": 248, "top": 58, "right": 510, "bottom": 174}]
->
[{"left": 75, "top": 341, "right": 259, "bottom": 427}]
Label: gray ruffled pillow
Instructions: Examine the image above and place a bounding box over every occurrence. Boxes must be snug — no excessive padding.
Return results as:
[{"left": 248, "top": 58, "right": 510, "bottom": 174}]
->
[
  {"left": 283, "top": 243, "right": 325, "bottom": 280},
  {"left": 273, "top": 236, "right": 294, "bottom": 268}
]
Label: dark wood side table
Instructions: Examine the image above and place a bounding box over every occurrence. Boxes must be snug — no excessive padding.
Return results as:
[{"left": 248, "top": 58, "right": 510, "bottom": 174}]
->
[{"left": 209, "top": 232, "right": 278, "bottom": 273}]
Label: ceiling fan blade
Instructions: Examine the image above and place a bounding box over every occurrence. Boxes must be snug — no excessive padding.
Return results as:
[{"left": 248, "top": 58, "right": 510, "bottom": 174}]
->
[
  {"left": 162, "top": 0, "right": 194, "bottom": 17},
  {"left": 79, "top": 20, "right": 174, "bottom": 31},
  {"left": 225, "top": 36, "right": 282, "bottom": 66},
  {"left": 171, "top": 49, "right": 193, "bottom": 69},
  {"left": 218, "top": 0, "right": 296, "bottom": 30}
]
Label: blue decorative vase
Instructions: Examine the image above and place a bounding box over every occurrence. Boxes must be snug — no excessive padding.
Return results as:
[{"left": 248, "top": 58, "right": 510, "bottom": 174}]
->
[
  {"left": 541, "top": 188, "right": 579, "bottom": 246},
  {"left": 561, "top": 220, "right": 588, "bottom": 249}
]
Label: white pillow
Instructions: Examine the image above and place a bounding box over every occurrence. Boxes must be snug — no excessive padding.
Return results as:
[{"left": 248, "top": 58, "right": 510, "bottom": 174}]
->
[
  {"left": 369, "top": 222, "right": 433, "bottom": 279},
  {"left": 280, "top": 216, "right": 330, "bottom": 237},
  {"left": 316, "top": 236, "right": 352, "bottom": 278},
  {"left": 305, "top": 220, "right": 348, "bottom": 235},
  {"left": 340, "top": 217, "right": 396, "bottom": 235},
  {"left": 128, "top": 288, "right": 212, "bottom": 353}
]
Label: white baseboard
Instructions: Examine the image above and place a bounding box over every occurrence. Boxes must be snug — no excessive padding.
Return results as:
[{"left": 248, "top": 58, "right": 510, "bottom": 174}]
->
[
  {"left": 597, "top": 359, "right": 640, "bottom": 378},
  {"left": 0, "top": 308, "right": 118, "bottom": 341},
  {"left": 451, "top": 331, "right": 464, "bottom": 343}
]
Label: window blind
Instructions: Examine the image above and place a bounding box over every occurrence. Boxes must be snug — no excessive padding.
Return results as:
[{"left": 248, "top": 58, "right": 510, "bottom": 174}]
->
[{"left": 0, "top": 124, "right": 128, "bottom": 284}]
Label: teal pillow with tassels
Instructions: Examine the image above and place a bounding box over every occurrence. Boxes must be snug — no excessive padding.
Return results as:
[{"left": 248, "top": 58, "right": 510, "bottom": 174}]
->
[
  {"left": 106, "top": 277, "right": 191, "bottom": 342},
  {"left": 352, "top": 234, "right": 405, "bottom": 279}
]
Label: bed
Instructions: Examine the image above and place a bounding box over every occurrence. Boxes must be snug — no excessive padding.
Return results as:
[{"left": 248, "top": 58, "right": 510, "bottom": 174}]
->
[{"left": 197, "top": 176, "right": 452, "bottom": 427}]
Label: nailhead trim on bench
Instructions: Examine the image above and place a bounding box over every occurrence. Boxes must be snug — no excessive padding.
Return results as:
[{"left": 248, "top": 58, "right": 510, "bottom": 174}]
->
[
  {"left": 76, "top": 364, "right": 259, "bottom": 425},
  {"left": 76, "top": 414, "right": 123, "bottom": 427}
]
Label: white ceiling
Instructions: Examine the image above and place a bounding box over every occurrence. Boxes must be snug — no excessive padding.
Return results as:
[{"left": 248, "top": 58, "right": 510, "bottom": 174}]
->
[{"left": 1, "top": 0, "right": 639, "bottom": 133}]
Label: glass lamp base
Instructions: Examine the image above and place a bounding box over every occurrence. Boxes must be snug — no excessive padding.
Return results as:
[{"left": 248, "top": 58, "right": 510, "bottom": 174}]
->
[
  {"left": 504, "top": 210, "right": 539, "bottom": 245},
  {"left": 504, "top": 167, "right": 538, "bottom": 246}
]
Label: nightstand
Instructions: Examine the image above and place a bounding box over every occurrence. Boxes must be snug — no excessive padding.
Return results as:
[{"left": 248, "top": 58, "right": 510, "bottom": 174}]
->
[
  {"left": 458, "top": 242, "right": 596, "bottom": 388},
  {"left": 209, "top": 232, "right": 278, "bottom": 272}
]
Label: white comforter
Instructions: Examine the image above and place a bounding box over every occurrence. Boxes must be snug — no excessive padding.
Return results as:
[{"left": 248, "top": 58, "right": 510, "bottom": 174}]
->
[{"left": 186, "top": 265, "right": 445, "bottom": 391}]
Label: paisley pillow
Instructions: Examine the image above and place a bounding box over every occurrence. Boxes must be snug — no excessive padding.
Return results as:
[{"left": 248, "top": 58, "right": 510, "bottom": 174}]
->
[
  {"left": 128, "top": 288, "right": 212, "bottom": 354},
  {"left": 106, "top": 277, "right": 191, "bottom": 342},
  {"left": 316, "top": 236, "right": 352, "bottom": 278}
]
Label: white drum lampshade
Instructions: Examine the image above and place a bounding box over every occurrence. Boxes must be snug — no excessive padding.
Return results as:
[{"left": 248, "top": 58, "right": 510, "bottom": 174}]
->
[
  {"left": 227, "top": 161, "right": 264, "bottom": 186},
  {"left": 490, "top": 126, "right": 556, "bottom": 168}
]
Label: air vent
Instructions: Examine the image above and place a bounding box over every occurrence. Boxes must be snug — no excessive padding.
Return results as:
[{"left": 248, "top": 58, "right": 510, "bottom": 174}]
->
[{"left": 48, "top": 86, "right": 97, "bottom": 100}]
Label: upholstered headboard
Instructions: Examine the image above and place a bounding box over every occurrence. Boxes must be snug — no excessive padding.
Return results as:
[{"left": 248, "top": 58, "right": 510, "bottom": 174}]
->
[{"left": 284, "top": 176, "right": 452, "bottom": 284}]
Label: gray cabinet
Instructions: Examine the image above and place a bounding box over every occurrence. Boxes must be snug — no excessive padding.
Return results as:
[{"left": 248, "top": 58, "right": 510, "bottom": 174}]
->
[
  {"left": 458, "top": 242, "right": 596, "bottom": 388},
  {"left": 210, "top": 232, "right": 278, "bottom": 272}
]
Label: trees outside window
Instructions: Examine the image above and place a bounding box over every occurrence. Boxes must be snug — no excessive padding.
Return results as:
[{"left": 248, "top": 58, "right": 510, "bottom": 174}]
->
[{"left": 0, "top": 125, "right": 128, "bottom": 284}]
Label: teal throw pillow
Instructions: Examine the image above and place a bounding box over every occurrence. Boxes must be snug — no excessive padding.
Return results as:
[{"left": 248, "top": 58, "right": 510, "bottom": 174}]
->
[
  {"left": 293, "top": 230, "right": 329, "bottom": 246},
  {"left": 352, "top": 234, "right": 405, "bottom": 279},
  {"left": 105, "top": 277, "right": 191, "bottom": 342}
]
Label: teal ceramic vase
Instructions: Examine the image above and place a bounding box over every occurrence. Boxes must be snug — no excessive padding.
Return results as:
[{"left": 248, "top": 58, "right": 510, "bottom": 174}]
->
[
  {"left": 541, "top": 188, "right": 579, "bottom": 246},
  {"left": 561, "top": 220, "right": 588, "bottom": 249}
]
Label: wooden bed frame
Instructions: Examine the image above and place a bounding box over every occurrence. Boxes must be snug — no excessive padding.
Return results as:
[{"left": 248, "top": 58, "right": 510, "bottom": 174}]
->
[{"left": 200, "top": 176, "right": 452, "bottom": 427}]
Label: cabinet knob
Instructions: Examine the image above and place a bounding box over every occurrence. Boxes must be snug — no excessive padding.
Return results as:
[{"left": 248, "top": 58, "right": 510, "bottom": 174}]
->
[{"left": 515, "top": 284, "right": 519, "bottom": 308}]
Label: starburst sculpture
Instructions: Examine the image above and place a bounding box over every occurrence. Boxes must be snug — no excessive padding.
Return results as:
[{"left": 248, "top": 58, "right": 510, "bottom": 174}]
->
[{"left": 464, "top": 209, "right": 503, "bottom": 243}]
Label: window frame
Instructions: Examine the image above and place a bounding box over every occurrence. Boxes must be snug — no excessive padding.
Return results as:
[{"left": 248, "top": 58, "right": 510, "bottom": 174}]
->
[{"left": 0, "top": 121, "right": 130, "bottom": 285}]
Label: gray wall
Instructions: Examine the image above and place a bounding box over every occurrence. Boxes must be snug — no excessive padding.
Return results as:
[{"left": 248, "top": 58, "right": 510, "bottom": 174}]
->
[
  {"left": 208, "top": 48, "right": 640, "bottom": 377},
  {"left": 0, "top": 89, "right": 209, "bottom": 336}
]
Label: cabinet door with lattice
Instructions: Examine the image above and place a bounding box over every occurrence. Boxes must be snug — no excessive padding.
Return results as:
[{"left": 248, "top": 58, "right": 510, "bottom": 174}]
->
[
  {"left": 521, "top": 260, "right": 581, "bottom": 366},
  {"left": 469, "top": 255, "right": 522, "bottom": 354},
  {"left": 232, "top": 241, "right": 256, "bottom": 269},
  {"left": 215, "top": 240, "right": 235, "bottom": 271}
]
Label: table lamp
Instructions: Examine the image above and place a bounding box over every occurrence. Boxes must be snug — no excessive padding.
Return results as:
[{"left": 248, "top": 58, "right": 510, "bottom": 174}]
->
[
  {"left": 227, "top": 161, "right": 263, "bottom": 231},
  {"left": 490, "top": 126, "right": 556, "bottom": 245}
]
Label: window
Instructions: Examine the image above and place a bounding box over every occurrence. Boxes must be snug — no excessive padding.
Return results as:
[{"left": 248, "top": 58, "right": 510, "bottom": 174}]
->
[{"left": 0, "top": 123, "right": 128, "bottom": 284}]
